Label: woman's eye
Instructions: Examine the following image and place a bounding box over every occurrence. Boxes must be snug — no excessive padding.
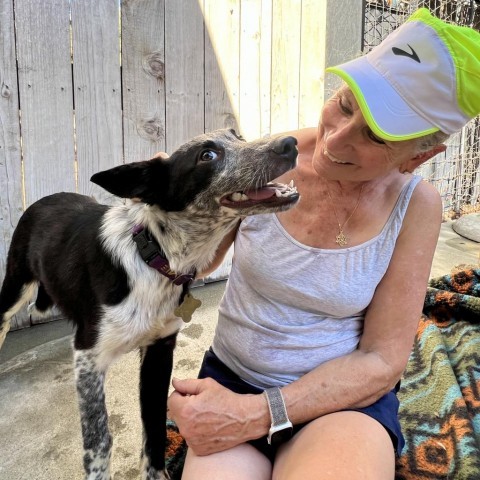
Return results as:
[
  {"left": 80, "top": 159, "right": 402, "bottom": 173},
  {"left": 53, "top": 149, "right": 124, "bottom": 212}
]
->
[
  {"left": 338, "top": 97, "right": 352, "bottom": 115},
  {"left": 367, "top": 130, "right": 386, "bottom": 144},
  {"left": 200, "top": 150, "right": 218, "bottom": 161}
]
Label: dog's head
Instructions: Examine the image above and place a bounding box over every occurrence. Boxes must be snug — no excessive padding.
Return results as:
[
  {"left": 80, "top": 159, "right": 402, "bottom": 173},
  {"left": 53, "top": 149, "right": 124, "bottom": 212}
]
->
[{"left": 91, "top": 129, "right": 299, "bottom": 216}]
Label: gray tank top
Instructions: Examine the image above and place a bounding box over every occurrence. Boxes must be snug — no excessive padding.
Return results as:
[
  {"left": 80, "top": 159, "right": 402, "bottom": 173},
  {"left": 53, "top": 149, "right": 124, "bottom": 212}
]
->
[{"left": 212, "top": 175, "right": 422, "bottom": 389}]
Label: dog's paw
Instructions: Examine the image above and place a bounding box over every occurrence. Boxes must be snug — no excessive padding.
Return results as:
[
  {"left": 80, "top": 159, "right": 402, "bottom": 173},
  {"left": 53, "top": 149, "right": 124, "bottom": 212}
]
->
[
  {"left": 141, "top": 462, "right": 170, "bottom": 480},
  {"left": 142, "top": 469, "right": 170, "bottom": 480}
]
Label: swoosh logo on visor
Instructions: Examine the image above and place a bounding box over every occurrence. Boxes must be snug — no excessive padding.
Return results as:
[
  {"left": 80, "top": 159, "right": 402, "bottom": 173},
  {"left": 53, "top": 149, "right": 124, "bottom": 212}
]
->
[{"left": 392, "top": 44, "right": 421, "bottom": 63}]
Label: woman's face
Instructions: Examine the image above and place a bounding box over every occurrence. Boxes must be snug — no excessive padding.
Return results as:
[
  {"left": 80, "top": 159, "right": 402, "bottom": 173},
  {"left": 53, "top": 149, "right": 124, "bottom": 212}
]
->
[{"left": 312, "top": 87, "right": 419, "bottom": 182}]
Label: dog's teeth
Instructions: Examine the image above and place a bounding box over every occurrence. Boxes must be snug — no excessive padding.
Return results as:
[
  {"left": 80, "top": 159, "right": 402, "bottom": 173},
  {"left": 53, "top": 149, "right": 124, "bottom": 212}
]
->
[
  {"left": 230, "top": 192, "right": 249, "bottom": 202},
  {"left": 275, "top": 189, "right": 290, "bottom": 198},
  {"left": 273, "top": 181, "right": 298, "bottom": 198}
]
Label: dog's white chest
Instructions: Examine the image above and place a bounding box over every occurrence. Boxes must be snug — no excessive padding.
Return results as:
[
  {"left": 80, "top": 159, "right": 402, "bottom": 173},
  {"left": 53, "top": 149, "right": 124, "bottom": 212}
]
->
[{"left": 95, "top": 273, "right": 184, "bottom": 367}]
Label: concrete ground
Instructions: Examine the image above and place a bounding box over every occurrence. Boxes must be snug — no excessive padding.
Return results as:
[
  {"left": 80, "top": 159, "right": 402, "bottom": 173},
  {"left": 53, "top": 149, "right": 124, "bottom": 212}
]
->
[{"left": 0, "top": 220, "right": 479, "bottom": 480}]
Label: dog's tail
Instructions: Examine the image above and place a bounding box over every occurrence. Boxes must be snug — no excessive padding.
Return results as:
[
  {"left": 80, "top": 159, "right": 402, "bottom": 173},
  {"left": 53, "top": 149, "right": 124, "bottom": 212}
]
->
[
  {"left": 0, "top": 279, "right": 38, "bottom": 349},
  {"left": 0, "top": 229, "right": 39, "bottom": 349},
  {"left": 0, "top": 204, "right": 41, "bottom": 349}
]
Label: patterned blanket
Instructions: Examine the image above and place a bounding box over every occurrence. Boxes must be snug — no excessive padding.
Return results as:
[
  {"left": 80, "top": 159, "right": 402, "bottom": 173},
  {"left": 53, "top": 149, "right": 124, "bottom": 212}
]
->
[
  {"left": 165, "top": 267, "right": 480, "bottom": 479},
  {"left": 396, "top": 267, "right": 480, "bottom": 479}
]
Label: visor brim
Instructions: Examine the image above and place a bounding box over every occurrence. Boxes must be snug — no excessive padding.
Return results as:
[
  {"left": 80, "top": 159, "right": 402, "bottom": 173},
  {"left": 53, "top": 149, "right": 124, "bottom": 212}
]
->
[{"left": 327, "top": 56, "right": 439, "bottom": 142}]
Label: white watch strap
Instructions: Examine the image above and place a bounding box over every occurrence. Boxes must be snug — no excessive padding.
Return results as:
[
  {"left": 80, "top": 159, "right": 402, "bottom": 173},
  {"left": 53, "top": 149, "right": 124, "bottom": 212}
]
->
[{"left": 264, "top": 387, "right": 291, "bottom": 427}]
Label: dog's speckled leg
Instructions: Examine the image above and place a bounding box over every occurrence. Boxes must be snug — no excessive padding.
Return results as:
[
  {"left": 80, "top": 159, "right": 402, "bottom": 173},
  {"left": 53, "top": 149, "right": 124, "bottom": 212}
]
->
[
  {"left": 74, "top": 349, "right": 112, "bottom": 480},
  {"left": 139, "top": 335, "right": 177, "bottom": 480},
  {"left": 140, "top": 459, "right": 170, "bottom": 480}
]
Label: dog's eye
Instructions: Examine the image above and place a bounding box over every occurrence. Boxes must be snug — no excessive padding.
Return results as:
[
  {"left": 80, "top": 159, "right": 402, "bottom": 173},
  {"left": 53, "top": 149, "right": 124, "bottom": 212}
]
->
[{"left": 199, "top": 150, "right": 218, "bottom": 162}]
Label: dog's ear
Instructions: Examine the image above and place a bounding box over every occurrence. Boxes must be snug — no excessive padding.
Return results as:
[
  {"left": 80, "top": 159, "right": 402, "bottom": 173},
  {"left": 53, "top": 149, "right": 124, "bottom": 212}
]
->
[{"left": 90, "top": 159, "right": 165, "bottom": 200}]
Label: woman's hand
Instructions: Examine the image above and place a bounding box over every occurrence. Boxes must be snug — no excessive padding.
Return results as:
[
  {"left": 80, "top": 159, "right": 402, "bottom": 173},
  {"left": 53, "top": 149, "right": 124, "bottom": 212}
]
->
[{"left": 168, "top": 377, "right": 269, "bottom": 455}]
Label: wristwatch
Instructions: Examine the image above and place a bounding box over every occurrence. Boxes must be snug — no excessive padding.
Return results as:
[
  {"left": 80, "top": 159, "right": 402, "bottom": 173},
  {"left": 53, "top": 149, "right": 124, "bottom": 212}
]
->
[{"left": 263, "top": 387, "right": 293, "bottom": 446}]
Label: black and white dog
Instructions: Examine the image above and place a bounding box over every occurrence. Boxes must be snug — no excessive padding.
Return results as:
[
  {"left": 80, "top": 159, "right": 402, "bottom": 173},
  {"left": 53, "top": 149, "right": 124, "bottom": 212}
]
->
[{"left": 0, "top": 129, "right": 299, "bottom": 479}]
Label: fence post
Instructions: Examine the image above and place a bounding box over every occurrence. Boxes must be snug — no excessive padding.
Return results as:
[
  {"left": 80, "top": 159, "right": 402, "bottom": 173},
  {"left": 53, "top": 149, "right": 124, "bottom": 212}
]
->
[
  {"left": 323, "top": 0, "right": 364, "bottom": 100},
  {"left": 0, "top": 0, "right": 27, "bottom": 329}
]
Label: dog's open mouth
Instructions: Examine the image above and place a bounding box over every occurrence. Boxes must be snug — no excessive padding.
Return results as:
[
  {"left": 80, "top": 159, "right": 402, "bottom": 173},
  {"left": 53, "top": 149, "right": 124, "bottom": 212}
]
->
[{"left": 220, "top": 181, "right": 298, "bottom": 208}]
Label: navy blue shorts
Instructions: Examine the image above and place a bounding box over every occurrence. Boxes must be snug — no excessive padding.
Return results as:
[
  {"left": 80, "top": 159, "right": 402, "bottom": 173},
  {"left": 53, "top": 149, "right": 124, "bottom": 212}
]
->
[{"left": 198, "top": 348, "right": 405, "bottom": 462}]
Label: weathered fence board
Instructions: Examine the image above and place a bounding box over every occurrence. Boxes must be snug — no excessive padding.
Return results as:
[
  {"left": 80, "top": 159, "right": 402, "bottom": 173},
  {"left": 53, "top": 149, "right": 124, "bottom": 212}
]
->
[
  {"left": 238, "top": 0, "right": 268, "bottom": 140},
  {"left": 299, "top": 0, "right": 326, "bottom": 128},
  {"left": 324, "top": 0, "right": 364, "bottom": 95},
  {"left": 203, "top": 0, "right": 240, "bottom": 135},
  {"left": 165, "top": 0, "right": 205, "bottom": 152},
  {"left": 271, "top": 0, "right": 302, "bottom": 133},
  {"left": 14, "top": 0, "right": 77, "bottom": 327},
  {"left": 72, "top": 0, "right": 123, "bottom": 203},
  {"left": 0, "top": 0, "right": 25, "bottom": 330},
  {"left": 15, "top": 0, "right": 76, "bottom": 207},
  {"left": 122, "top": 0, "right": 166, "bottom": 162},
  {"left": 258, "top": 0, "right": 274, "bottom": 139}
]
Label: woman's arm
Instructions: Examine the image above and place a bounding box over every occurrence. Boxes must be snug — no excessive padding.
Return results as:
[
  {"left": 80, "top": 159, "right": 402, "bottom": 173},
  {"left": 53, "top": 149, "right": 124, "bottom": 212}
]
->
[{"left": 197, "top": 220, "right": 240, "bottom": 278}]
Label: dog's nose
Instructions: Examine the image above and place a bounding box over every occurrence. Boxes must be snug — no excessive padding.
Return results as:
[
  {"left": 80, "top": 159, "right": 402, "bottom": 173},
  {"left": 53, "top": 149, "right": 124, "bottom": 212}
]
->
[{"left": 272, "top": 136, "right": 298, "bottom": 158}]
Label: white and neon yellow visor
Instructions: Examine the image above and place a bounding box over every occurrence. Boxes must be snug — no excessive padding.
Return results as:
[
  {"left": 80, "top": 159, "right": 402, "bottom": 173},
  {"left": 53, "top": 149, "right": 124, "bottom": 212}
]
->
[{"left": 326, "top": 8, "right": 480, "bottom": 142}]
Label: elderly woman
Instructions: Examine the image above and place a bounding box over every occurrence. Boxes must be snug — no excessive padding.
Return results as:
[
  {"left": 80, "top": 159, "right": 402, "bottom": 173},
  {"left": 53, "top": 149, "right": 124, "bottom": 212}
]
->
[{"left": 168, "top": 9, "right": 480, "bottom": 480}]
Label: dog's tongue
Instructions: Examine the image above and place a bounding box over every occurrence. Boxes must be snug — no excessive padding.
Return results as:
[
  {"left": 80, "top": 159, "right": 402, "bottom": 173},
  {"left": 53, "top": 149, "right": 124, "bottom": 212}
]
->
[{"left": 243, "top": 186, "right": 276, "bottom": 200}]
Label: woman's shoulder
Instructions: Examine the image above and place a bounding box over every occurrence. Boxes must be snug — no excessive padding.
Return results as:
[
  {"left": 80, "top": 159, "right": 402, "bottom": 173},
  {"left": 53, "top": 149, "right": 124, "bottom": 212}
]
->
[
  {"left": 399, "top": 175, "right": 443, "bottom": 235},
  {"left": 408, "top": 176, "right": 442, "bottom": 212},
  {"left": 386, "top": 174, "right": 441, "bottom": 211}
]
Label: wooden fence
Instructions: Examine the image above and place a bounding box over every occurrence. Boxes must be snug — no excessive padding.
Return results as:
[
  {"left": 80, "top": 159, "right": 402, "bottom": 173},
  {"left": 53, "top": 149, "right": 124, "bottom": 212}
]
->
[{"left": 0, "top": 0, "right": 363, "bottom": 329}]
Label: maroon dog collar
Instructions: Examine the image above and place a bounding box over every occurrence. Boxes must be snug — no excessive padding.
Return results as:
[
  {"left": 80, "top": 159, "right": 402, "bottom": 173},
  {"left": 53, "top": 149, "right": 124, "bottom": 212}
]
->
[{"left": 132, "top": 225, "right": 195, "bottom": 285}]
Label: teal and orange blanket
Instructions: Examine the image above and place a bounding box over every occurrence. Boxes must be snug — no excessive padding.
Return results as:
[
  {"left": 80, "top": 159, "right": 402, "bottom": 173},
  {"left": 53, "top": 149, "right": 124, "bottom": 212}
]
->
[
  {"left": 396, "top": 267, "right": 480, "bottom": 479},
  {"left": 165, "top": 267, "right": 480, "bottom": 479}
]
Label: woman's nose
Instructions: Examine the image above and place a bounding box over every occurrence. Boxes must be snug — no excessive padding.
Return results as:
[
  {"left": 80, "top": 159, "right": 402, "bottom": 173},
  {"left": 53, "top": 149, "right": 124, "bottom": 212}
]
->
[{"left": 327, "top": 119, "right": 356, "bottom": 149}]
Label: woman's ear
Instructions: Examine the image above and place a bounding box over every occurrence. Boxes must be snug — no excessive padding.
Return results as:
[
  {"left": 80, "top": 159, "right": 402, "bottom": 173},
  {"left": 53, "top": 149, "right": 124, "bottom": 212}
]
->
[{"left": 399, "top": 144, "right": 447, "bottom": 174}]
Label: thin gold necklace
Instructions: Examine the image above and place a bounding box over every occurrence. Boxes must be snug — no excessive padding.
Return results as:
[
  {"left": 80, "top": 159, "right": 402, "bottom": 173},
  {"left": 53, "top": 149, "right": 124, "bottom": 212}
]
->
[{"left": 326, "top": 184, "right": 365, "bottom": 247}]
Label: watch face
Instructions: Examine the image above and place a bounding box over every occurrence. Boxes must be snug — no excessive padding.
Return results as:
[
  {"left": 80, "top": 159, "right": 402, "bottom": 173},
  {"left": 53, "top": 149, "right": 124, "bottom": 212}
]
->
[{"left": 269, "top": 426, "right": 293, "bottom": 446}]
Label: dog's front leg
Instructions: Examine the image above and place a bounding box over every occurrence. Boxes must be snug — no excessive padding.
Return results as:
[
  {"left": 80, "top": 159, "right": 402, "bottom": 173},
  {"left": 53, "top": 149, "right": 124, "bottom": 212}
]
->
[
  {"left": 139, "top": 334, "right": 177, "bottom": 480},
  {"left": 74, "top": 349, "right": 112, "bottom": 480}
]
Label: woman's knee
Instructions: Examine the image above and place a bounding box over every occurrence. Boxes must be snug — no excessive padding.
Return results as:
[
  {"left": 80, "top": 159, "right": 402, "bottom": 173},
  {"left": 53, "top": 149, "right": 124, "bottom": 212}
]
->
[
  {"left": 273, "top": 411, "right": 395, "bottom": 480},
  {"left": 181, "top": 443, "right": 272, "bottom": 480}
]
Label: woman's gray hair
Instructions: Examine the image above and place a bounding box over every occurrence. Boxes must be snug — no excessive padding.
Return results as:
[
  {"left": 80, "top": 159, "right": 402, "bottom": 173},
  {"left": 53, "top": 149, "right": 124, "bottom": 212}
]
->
[{"left": 414, "top": 130, "right": 450, "bottom": 153}]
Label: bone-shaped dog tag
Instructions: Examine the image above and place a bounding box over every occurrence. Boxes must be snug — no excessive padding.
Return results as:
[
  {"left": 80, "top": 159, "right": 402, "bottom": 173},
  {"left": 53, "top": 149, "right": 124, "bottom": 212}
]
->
[{"left": 174, "top": 293, "right": 202, "bottom": 323}]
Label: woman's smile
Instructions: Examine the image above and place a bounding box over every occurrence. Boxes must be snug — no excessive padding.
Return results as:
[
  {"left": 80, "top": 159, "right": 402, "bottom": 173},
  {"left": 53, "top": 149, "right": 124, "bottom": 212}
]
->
[{"left": 323, "top": 148, "right": 353, "bottom": 165}]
